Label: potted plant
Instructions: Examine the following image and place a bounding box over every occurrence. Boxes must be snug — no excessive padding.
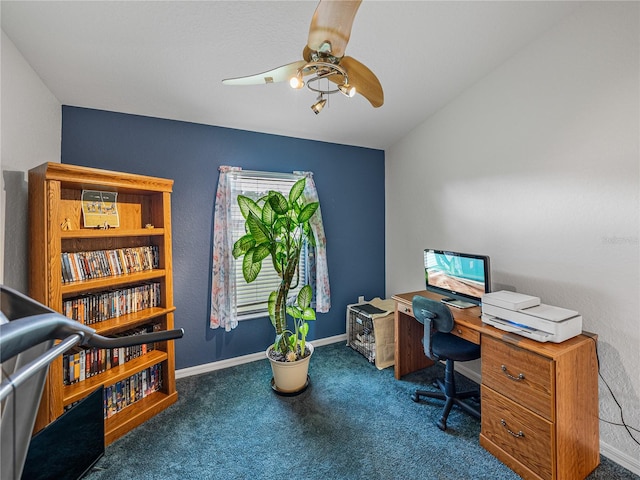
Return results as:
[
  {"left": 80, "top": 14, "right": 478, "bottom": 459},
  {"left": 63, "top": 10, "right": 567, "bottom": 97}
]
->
[{"left": 232, "top": 177, "right": 319, "bottom": 393}]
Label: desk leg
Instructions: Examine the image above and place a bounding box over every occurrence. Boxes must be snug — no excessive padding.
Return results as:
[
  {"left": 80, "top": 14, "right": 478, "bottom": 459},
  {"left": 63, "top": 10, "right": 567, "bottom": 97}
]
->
[{"left": 394, "top": 308, "right": 433, "bottom": 379}]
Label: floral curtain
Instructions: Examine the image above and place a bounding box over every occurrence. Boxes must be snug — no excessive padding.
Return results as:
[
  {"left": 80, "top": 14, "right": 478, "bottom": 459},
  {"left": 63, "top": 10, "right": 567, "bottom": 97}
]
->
[
  {"left": 295, "top": 171, "right": 331, "bottom": 313},
  {"left": 210, "top": 166, "right": 241, "bottom": 331},
  {"left": 210, "top": 167, "right": 330, "bottom": 331}
]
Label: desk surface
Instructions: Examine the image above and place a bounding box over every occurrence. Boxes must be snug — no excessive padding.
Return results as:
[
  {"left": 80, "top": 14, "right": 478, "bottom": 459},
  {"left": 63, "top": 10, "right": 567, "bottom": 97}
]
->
[{"left": 393, "top": 290, "right": 595, "bottom": 360}]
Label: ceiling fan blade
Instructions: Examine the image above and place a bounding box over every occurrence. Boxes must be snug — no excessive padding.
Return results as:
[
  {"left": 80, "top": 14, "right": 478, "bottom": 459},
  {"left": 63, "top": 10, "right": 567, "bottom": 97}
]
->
[
  {"left": 330, "top": 56, "right": 383, "bottom": 108},
  {"left": 222, "top": 60, "right": 307, "bottom": 86},
  {"left": 307, "top": 0, "right": 361, "bottom": 58},
  {"left": 302, "top": 45, "right": 313, "bottom": 62}
]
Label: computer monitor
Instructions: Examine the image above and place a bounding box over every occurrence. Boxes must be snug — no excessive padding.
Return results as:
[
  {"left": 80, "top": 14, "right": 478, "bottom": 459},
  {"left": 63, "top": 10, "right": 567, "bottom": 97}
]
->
[{"left": 424, "top": 249, "right": 491, "bottom": 307}]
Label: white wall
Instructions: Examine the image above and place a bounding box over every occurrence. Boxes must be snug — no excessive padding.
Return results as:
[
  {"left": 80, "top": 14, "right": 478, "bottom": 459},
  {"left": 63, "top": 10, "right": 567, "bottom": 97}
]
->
[
  {"left": 385, "top": 2, "right": 639, "bottom": 472},
  {"left": 1, "top": 30, "right": 61, "bottom": 291}
]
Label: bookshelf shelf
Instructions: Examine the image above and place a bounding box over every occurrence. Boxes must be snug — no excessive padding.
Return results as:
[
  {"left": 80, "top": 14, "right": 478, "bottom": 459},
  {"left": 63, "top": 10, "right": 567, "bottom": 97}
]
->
[
  {"left": 60, "top": 269, "right": 167, "bottom": 295},
  {"left": 61, "top": 228, "right": 166, "bottom": 239},
  {"left": 105, "top": 390, "right": 178, "bottom": 445},
  {"left": 92, "top": 306, "right": 177, "bottom": 336},
  {"left": 29, "top": 162, "right": 178, "bottom": 445}
]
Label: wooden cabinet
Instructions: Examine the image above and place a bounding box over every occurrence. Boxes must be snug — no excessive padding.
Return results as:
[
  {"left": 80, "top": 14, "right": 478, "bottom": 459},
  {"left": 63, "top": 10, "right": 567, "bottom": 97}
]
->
[
  {"left": 480, "top": 334, "right": 599, "bottom": 480},
  {"left": 28, "top": 162, "right": 178, "bottom": 445}
]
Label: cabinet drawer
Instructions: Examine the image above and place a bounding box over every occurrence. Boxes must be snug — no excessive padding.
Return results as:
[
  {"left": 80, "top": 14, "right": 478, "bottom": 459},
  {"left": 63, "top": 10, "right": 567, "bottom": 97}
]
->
[
  {"left": 452, "top": 322, "right": 480, "bottom": 344},
  {"left": 481, "top": 386, "right": 554, "bottom": 480},
  {"left": 482, "top": 336, "right": 554, "bottom": 420},
  {"left": 397, "top": 303, "right": 413, "bottom": 317}
]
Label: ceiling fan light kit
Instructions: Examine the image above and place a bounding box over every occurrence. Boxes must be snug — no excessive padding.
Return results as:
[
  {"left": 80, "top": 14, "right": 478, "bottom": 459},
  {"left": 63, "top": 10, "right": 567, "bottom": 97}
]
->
[
  {"left": 222, "top": 0, "right": 383, "bottom": 115},
  {"left": 311, "top": 96, "right": 327, "bottom": 115},
  {"left": 338, "top": 83, "right": 356, "bottom": 98},
  {"left": 299, "top": 61, "right": 350, "bottom": 94},
  {"left": 289, "top": 75, "right": 305, "bottom": 89}
]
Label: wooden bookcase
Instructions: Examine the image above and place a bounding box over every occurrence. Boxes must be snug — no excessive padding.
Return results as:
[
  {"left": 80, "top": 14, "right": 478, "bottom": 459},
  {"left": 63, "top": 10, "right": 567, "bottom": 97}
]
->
[{"left": 28, "top": 162, "right": 178, "bottom": 445}]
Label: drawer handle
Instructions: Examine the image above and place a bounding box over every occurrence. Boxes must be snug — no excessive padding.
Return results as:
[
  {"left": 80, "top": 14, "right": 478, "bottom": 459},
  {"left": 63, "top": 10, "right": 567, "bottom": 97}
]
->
[
  {"left": 501, "top": 364, "right": 525, "bottom": 381},
  {"left": 457, "top": 328, "right": 463, "bottom": 334},
  {"left": 501, "top": 419, "right": 525, "bottom": 438},
  {"left": 404, "top": 307, "right": 411, "bottom": 313}
]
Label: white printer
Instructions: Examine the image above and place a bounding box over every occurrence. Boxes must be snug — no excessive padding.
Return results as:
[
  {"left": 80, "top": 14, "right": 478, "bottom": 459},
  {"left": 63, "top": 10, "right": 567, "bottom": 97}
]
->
[{"left": 481, "top": 290, "right": 582, "bottom": 343}]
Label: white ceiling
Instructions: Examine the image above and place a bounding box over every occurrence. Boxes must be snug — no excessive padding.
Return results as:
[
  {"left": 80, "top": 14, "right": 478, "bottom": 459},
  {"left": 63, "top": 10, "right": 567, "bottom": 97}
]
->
[{"left": 1, "top": 1, "right": 579, "bottom": 150}]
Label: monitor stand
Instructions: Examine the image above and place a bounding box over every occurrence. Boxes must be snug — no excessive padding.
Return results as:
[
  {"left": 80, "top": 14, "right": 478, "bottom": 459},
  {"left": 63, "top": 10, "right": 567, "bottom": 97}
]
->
[{"left": 441, "top": 298, "right": 476, "bottom": 309}]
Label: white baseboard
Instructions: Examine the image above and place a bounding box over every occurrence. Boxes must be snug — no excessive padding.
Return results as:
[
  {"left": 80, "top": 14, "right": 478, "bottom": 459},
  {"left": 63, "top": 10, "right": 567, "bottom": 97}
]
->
[
  {"left": 175, "top": 334, "right": 347, "bottom": 380},
  {"left": 600, "top": 440, "right": 640, "bottom": 476}
]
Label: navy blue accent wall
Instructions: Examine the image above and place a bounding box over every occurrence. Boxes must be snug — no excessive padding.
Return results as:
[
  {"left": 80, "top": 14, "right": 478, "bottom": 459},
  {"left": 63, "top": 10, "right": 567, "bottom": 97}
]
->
[{"left": 61, "top": 107, "right": 385, "bottom": 370}]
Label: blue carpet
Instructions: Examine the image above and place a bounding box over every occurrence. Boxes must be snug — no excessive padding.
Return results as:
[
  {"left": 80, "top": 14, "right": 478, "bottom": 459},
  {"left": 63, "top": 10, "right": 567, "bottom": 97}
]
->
[{"left": 85, "top": 343, "right": 638, "bottom": 480}]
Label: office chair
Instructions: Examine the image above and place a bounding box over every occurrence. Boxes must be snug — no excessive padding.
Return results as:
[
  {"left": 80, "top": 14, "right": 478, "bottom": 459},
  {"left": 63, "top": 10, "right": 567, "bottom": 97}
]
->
[{"left": 410, "top": 295, "right": 481, "bottom": 431}]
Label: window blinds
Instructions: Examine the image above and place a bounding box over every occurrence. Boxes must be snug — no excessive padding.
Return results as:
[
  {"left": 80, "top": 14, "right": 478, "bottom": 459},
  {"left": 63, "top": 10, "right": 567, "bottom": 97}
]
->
[{"left": 231, "top": 172, "right": 306, "bottom": 316}]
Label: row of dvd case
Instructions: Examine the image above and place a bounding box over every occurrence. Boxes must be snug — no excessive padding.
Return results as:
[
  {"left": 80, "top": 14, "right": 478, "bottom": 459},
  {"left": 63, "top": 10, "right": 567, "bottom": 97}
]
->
[
  {"left": 63, "top": 324, "right": 159, "bottom": 385},
  {"left": 63, "top": 282, "right": 161, "bottom": 325},
  {"left": 61, "top": 245, "right": 159, "bottom": 283},
  {"left": 103, "top": 364, "right": 163, "bottom": 419}
]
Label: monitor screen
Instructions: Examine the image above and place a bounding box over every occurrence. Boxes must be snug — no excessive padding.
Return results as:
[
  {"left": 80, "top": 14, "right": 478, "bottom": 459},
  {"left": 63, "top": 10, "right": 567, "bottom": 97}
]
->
[{"left": 424, "top": 249, "right": 491, "bottom": 305}]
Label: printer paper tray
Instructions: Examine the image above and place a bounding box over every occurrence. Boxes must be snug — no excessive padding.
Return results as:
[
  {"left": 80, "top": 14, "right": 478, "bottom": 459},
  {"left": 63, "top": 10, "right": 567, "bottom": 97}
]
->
[{"left": 482, "top": 314, "right": 553, "bottom": 342}]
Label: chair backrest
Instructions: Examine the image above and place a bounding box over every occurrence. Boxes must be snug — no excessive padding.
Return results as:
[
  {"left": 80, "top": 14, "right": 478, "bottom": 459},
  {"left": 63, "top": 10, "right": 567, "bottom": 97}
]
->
[{"left": 412, "top": 295, "right": 455, "bottom": 359}]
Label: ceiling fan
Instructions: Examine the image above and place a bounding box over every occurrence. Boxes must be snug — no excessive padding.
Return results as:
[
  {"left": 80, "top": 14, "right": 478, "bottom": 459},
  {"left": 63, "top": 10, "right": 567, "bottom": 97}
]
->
[{"left": 222, "top": 0, "right": 383, "bottom": 114}]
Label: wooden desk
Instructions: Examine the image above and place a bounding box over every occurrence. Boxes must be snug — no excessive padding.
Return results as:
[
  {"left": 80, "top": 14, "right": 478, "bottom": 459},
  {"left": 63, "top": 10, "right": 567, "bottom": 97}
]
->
[{"left": 393, "top": 290, "right": 600, "bottom": 480}]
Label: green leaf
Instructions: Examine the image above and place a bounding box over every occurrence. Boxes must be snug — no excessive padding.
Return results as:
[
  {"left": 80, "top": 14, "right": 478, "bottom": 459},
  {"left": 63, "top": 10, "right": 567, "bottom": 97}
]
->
[
  {"left": 268, "top": 191, "right": 289, "bottom": 215},
  {"left": 300, "top": 322, "right": 309, "bottom": 336},
  {"left": 237, "top": 196, "right": 261, "bottom": 220},
  {"left": 297, "top": 284, "right": 313, "bottom": 309},
  {"left": 268, "top": 291, "right": 277, "bottom": 326},
  {"left": 302, "top": 223, "right": 318, "bottom": 248},
  {"left": 232, "top": 235, "right": 255, "bottom": 259},
  {"left": 242, "top": 248, "right": 262, "bottom": 283},
  {"left": 262, "top": 199, "right": 276, "bottom": 226},
  {"left": 246, "top": 212, "right": 270, "bottom": 244},
  {"left": 252, "top": 244, "right": 271, "bottom": 263},
  {"left": 273, "top": 250, "right": 285, "bottom": 275},
  {"left": 301, "top": 307, "right": 316, "bottom": 321},
  {"left": 273, "top": 217, "right": 288, "bottom": 233},
  {"left": 286, "top": 305, "right": 302, "bottom": 319},
  {"left": 289, "top": 178, "right": 306, "bottom": 204},
  {"left": 298, "top": 202, "right": 319, "bottom": 223},
  {"left": 292, "top": 201, "right": 301, "bottom": 216}
]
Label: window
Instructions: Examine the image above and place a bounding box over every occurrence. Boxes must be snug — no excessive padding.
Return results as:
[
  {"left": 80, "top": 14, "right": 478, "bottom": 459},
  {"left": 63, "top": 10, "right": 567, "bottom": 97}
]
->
[
  {"left": 230, "top": 172, "right": 307, "bottom": 317},
  {"left": 210, "top": 166, "right": 329, "bottom": 332}
]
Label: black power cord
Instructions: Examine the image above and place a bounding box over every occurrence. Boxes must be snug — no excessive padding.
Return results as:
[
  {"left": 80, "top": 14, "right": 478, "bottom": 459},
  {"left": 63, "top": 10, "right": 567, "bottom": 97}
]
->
[{"left": 590, "top": 336, "right": 640, "bottom": 446}]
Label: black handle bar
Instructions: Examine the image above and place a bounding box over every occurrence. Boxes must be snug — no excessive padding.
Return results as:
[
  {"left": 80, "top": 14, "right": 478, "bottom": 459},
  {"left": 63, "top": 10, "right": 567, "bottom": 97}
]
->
[
  {"left": 0, "top": 315, "right": 184, "bottom": 363},
  {"left": 0, "top": 286, "right": 183, "bottom": 403},
  {"left": 0, "top": 287, "right": 183, "bottom": 363}
]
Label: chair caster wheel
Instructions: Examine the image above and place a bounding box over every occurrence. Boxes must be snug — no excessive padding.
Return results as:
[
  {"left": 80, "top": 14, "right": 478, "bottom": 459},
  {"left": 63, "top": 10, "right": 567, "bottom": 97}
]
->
[
  {"left": 411, "top": 393, "right": 420, "bottom": 403},
  {"left": 436, "top": 419, "right": 447, "bottom": 431}
]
